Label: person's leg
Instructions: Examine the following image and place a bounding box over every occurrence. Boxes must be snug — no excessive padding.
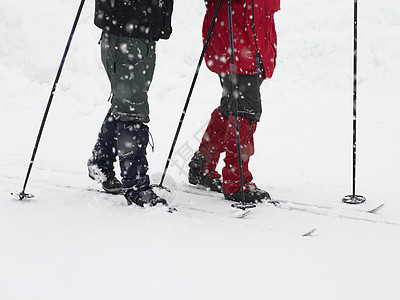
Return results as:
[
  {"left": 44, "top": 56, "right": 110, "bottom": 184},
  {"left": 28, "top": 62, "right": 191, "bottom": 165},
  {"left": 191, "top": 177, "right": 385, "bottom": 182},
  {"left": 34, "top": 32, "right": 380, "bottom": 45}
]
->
[
  {"left": 88, "top": 110, "right": 117, "bottom": 178},
  {"left": 198, "top": 108, "right": 228, "bottom": 173},
  {"left": 220, "top": 73, "right": 263, "bottom": 122},
  {"left": 103, "top": 34, "right": 165, "bottom": 205},
  {"left": 220, "top": 74, "right": 270, "bottom": 202},
  {"left": 117, "top": 122, "right": 150, "bottom": 191},
  {"left": 115, "top": 121, "right": 166, "bottom": 206},
  {"left": 88, "top": 109, "right": 122, "bottom": 193},
  {"left": 187, "top": 72, "right": 241, "bottom": 191},
  {"left": 108, "top": 35, "right": 156, "bottom": 123},
  {"left": 87, "top": 32, "right": 121, "bottom": 192},
  {"left": 222, "top": 115, "right": 256, "bottom": 194},
  {"left": 188, "top": 107, "right": 228, "bottom": 192}
]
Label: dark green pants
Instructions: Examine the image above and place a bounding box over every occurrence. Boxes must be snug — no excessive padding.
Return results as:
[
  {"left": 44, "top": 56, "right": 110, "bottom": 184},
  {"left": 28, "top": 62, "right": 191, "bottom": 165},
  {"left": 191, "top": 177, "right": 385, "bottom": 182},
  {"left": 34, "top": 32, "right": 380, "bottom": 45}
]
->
[{"left": 101, "top": 31, "right": 156, "bottom": 122}]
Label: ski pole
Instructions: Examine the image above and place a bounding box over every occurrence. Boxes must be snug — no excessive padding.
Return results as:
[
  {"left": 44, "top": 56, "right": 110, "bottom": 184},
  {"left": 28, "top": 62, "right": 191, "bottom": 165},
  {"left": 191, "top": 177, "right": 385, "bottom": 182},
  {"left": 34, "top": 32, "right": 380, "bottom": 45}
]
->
[
  {"left": 158, "top": 0, "right": 222, "bottom": 188},
  {"left": 227, "top": 0, "right": 246, "bottom": 204},
  {"left": 342, "top": 0, "right": 366, "bottom": 204},
  {"left": 17, "top": 0, "right": 86, "bottom": 200}
]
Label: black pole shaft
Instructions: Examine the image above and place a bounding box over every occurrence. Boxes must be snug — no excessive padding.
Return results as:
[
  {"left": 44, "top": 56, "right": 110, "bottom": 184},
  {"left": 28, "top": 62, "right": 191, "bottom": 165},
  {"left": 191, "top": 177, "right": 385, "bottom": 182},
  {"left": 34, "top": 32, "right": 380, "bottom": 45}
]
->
[
  {"left": 19, "top": 0, "right": 86, "bottom": 199},
  {"left": 352, "top": 0, "right": 358, "bottom": 197},
  {"left": 227, "top": 0, "right": 245, "bottom": 203},
  {"left": 342, "top": 0, "right": 365, "bottom": 204},
  {"left": 159, "top": 0, "right": 222, "bottom": 187}
]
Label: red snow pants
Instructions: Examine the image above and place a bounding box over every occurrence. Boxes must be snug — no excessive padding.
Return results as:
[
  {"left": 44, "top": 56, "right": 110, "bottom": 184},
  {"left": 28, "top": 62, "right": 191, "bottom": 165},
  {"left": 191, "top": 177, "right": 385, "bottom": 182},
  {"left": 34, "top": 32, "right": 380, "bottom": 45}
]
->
[
  {"left": 198, "top": 108, "right": 257, "bottom": 194},
  {"left": 222, "top": 115, "right": 257, "bottom": 194},
  {"left": 198, "top": 108, "right": 228, "bottom": 178}
]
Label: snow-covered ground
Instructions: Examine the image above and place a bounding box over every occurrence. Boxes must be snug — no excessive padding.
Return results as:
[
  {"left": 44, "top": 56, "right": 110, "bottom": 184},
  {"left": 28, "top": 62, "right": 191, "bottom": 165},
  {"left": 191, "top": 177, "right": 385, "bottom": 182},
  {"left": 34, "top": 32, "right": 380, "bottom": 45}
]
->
[{"left": 1, "top": 0, "right": 399, "bottom": 299}]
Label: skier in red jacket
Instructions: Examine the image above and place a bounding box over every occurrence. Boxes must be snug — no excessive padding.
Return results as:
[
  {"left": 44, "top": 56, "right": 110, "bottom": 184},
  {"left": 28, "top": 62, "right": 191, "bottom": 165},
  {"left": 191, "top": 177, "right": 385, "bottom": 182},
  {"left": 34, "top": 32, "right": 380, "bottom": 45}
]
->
[{"left": 188, "top": 0, "right": 280, "bottom": 203}]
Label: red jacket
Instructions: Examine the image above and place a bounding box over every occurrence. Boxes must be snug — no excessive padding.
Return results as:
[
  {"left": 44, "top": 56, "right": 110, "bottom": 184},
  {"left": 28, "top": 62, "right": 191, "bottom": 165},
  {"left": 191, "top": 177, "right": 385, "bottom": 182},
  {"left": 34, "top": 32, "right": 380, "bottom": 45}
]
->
[{"left": 203, "top": 0, "right": 280, "bottom": 78}]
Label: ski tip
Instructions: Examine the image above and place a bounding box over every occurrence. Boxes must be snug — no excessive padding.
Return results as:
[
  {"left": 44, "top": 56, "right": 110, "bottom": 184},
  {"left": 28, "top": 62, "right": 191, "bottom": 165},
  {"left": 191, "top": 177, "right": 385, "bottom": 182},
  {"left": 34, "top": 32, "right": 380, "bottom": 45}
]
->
[
  {"left": 367, "top": 203, "right": 385, "bottom": 214},
  {"left": 302, "top": 228, "right": 317, "bottom": 237},
  {"left": 236, "top": 210, "right": 252, "bottom": 218}
]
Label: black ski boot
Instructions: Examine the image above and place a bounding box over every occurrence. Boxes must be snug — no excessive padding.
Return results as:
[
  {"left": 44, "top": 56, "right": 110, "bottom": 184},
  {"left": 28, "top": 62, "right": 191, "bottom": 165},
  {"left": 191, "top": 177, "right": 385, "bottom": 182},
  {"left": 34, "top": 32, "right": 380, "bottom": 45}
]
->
[
  {"left": 87, "top": 160, "right": 122, "bottom": 194},
  {"left": 101, "top": 177, "right": 123, "bottom": 194},
  {"left": 223, "top": 189, "right": 261, "bottom": 203},
  {"left": 188, "top": 151, "right": 222, "bottom": 193},
  {"left": 223, "top": 186, "right": 270, "bottom": 203},
  {"left": 247, "top": 184, "right": 271, "bottom": 201},
  {"left": 125, "top": 187, "right": 168, "bottom": 207}
]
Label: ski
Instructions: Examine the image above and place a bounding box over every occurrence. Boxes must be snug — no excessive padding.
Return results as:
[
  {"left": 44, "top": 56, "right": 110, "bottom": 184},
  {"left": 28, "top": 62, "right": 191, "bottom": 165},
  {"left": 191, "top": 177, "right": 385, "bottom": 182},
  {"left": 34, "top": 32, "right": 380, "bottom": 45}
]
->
[
  {"left": 86, "top": 187, "right": 123, "bottom": 195},
  {"left": 180, "top": 183, "right": 222, "bottom": 198},
  {"left": 179, "top": 184, "right": 392, "bottom": 225},
  {"left": 84, "top": 187, "right": 177, "bottom": 213},
  {"left": 276, "top": 198, "right": 385, "bottom": 215},
  {"left": 268, "top": 200, "right": 392, "bottom": 225},
  {"left": 236, "top": 209, "right": 252, "bottom": 218},
  {"left": 184, "top": 184, "right": 259, "bottom": 211}
]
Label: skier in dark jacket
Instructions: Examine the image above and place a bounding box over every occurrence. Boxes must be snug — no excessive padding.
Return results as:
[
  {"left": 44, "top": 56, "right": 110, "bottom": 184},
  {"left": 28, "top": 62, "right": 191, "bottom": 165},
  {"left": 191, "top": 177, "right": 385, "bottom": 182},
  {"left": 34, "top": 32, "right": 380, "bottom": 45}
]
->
[
  {"left": 188, "top": 0, "right": 280, "bottom": 203},
  {"left": 88, "top": 0, "right": 173, "bottom": 207}
]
